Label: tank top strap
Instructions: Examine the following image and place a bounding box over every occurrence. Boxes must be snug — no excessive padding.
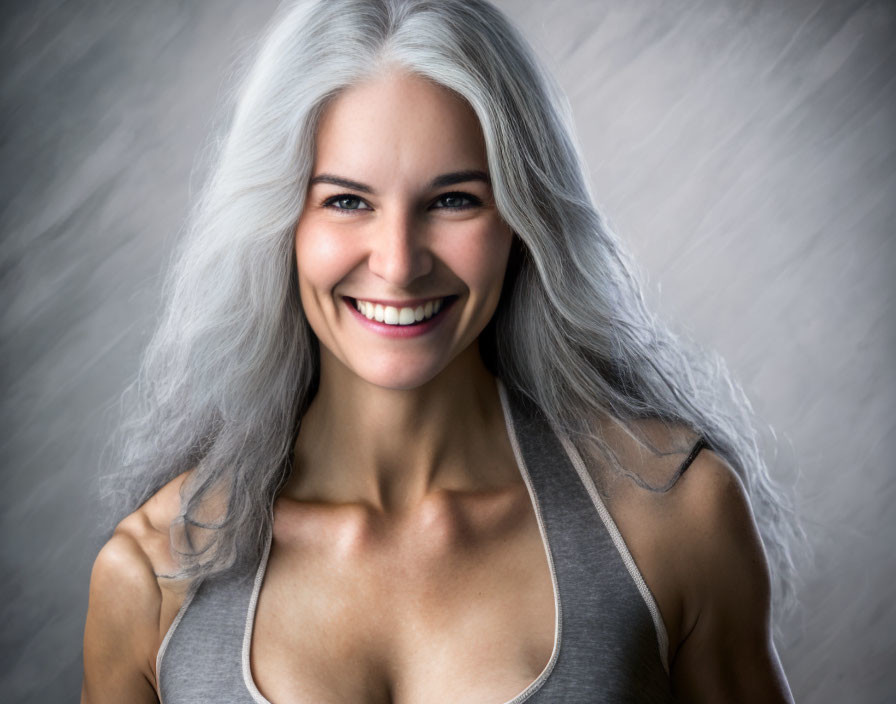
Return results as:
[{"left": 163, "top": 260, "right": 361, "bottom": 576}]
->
[
  {"left": 157, "top": 557, "right": 263, "bottom": 702},
  {"left": 498, "top": 380, "right": 675, "bottom": 701},
  {"left": 158, "top": 380, "right": 676, "bottom": 703}
]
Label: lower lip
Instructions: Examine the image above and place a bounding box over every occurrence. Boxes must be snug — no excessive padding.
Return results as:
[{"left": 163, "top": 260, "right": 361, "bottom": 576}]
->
[{"left": 343, "top": 296, "right": 458, "bottom": 338}]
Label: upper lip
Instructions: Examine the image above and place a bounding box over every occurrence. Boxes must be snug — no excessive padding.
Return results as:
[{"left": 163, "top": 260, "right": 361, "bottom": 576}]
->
[{"left": 345, "top": 295, "right": 454, "bottom": 307}]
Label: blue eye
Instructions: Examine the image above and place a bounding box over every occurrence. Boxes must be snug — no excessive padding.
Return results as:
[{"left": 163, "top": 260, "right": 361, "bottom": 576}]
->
[
  {"left": 323, "top": 195, "right": 370, "bottom": 212},
  {"left": 320, "top": 191, "right": 482, "bottom": 215},
  {"left": 434, "top": 192, "right": 481, "bottom": 210}
]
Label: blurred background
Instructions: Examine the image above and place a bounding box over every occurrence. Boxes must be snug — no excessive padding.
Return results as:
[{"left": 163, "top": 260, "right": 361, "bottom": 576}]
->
[{"left": 1, "top": 0, "right": 893, "bottom": 701}]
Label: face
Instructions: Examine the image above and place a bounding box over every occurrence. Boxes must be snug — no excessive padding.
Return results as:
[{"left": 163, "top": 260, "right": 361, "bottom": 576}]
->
[{"left": 294, "top": 70, "right": 514, "bottom": 390}]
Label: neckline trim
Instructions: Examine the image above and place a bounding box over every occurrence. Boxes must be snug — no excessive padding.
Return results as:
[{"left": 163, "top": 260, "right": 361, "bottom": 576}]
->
[
  {"left": 493, "top": 376, "right": 563, "bottom": 702},
  {"left": 239, "top": 376, "right": 563, "bottom": 703},
  {"left": 553, "top": 430, "right": 671, "bottom": 673}
]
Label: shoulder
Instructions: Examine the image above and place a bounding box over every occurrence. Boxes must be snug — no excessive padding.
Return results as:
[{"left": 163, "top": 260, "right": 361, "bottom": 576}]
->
[
  {"left": 581, "top": 418, "right": 792, "bottom": 699},
  {"left": 91, "top": 473, "right": 188, "bottom": 586},
  {"left": 662, "top": 448, "right": 768, "bottom": 615},
  {"left": 657, "top": 450, "right": 793, "bottom": 700},
  {"left": 620, "top": 442, "right": 769, "bottom": 642},
  {"left": 596, "top": 418, "right": 756, "bottom": 558},
  {"left": 664, "top": 445, "right": 754, "bottom": 534},
  {"left": 588, "top": 421, "right": 764, "bottom": 627},
  {"left": 82, "top": 472, "right": 191, "bottom": 703}
]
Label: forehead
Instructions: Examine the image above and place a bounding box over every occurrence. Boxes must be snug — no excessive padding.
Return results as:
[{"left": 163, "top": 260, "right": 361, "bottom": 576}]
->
[{"left": 312, "top": 70, "right": 488, "bottom": 180}]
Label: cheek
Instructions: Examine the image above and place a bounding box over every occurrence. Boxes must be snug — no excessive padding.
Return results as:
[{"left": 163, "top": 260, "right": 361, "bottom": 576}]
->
[
  {"left": 294, "top": 224, "right": 355, "bottom": 293},
  {"left": 455, "top": 222, "right": 514, "bottom": 291}
]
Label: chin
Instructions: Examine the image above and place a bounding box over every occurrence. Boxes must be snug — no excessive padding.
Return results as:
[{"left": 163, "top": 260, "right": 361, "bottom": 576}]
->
[
  {"left": 363, "top": 371, "right": 441, "bottom": 392},
  {"left": 353, "top": 359, "right": 446, "bottom": 392}
]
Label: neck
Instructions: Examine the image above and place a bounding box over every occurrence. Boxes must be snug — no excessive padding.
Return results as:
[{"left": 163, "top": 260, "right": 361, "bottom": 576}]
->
[{"left": 281, "top": 341, "right": 519, "bottom": 516}]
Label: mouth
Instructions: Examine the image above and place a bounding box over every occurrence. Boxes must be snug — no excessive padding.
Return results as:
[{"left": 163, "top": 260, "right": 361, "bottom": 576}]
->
[{"left": 344, "top": 295, "right": 459, "bottom": 327}]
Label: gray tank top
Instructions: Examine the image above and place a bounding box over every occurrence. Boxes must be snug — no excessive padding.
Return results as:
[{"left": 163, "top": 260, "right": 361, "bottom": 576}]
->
[{"left": 157, "top": 379, "right": 703, "bottom": 702}]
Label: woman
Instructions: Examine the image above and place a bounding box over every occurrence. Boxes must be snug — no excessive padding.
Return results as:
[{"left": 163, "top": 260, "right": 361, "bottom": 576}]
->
[{"left": 82, "top": 0, "right": 804, "bottom": 702}]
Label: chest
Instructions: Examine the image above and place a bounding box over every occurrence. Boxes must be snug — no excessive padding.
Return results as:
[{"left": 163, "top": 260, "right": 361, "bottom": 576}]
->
[
  {"left": 154, "top": 477, "right": 684, "bottom": 704},
  {"left": 249, "top": 495, "right": 558, "bottom": 704}
]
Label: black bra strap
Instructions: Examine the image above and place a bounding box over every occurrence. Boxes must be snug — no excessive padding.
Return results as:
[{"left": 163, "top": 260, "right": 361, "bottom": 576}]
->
[
  {"left": 635, "top": 434, "right": 712, "bottom": 493},
  {"left": 677, "top": 436, "right": 709, "bottom": 478}
]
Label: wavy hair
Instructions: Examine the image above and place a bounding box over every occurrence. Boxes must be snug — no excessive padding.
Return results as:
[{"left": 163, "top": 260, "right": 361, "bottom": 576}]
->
[{"left": 101, "top": 0, "right": 807, "bottom": 642}]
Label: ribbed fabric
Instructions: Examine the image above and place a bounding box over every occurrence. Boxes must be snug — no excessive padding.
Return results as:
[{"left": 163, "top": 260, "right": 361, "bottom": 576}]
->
[{"left": 158, "top": 379, "right": 700, "bottom": 702}]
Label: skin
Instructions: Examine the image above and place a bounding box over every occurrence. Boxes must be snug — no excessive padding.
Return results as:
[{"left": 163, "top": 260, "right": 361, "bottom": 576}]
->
[{"left": 81, "top": 69, "right": 794, "bottom": 703}]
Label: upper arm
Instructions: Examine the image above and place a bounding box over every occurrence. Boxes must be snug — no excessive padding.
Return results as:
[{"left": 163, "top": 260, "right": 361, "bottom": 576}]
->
[
  {"left": 668, "top": 450, "right": 794, "bottom": 704},
  {"left": 81, "top": 529, "right": 162, "bottom": 704}
]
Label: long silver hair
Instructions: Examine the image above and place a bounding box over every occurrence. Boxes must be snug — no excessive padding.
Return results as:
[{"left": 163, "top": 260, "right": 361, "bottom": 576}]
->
[{"left": 102, "top": 0, "right": 807, "bottom": 640}]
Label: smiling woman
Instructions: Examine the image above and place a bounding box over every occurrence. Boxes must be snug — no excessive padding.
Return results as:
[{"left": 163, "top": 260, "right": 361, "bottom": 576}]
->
[
  {"left": 82, "top": 1, "right": 804, "bottom": 703},
  {"left": 294, "top": 71, "right": 513, "bottom": 391}
]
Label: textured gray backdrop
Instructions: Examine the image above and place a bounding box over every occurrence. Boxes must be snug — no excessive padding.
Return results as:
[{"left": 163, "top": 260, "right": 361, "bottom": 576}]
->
[{"left": 1, "top": 0, "right": 893, "bottom": 702}]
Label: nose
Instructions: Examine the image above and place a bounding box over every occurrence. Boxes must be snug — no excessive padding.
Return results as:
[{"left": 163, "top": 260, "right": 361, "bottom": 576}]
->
[{"left": 366, "top": 208, "right": 433, "bottom": 287}]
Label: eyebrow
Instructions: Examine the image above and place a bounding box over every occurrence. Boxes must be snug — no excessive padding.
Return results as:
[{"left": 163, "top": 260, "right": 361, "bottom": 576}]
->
[{"left": 308, "top": 169, "right": 491, "bottom": 194}]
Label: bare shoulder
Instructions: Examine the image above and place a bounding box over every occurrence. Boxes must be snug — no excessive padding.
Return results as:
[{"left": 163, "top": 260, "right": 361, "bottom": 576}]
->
[
  {"left": 575, "top": 415, "right": 792, "bottom": 700},
  {"left": 658, "top": 450, "right": 793, "bottom": 702},
  {"left": 81, "top": 471, "right": 192, "bottom": 704},
  {"left": 661, "top": 447, "right": 767, "bottom": 609},
  {"left": 664, "top": 446, "right": 756, "bottom": 537},
  {"left": 106, "top": 469, "right": 192, "bottom": 583},
  {"left": 594, "top": 417, "right": 750, "bottom": 539},
  {"left": 615, "top": 442, "right": 769, "bottom": 640}
]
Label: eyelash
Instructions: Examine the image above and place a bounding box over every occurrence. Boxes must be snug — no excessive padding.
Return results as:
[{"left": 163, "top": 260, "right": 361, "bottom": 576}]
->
[{"left": 321, "top": 191, "right": 482, "bottom": 215}]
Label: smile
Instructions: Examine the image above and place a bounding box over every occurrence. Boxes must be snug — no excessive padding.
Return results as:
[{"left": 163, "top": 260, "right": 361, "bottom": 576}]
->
[{"left": 348, "top": 296, "right": 457, "bottom": 326}]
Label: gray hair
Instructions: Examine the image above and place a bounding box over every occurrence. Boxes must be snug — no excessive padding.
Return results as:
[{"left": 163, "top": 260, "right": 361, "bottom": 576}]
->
[{"left": 102, "top": 0, "right": 808, "bottom": 641}]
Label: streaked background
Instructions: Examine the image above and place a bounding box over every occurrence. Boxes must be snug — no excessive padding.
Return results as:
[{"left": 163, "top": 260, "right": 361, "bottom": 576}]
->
[{"left": 1, "top": 0, "right": 893, "bottom": 701}]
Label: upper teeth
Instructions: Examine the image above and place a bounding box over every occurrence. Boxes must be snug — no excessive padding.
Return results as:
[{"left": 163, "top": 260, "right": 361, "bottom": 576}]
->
[{"left": 354, "top": 298, "right": 446, "bottom": 325}]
